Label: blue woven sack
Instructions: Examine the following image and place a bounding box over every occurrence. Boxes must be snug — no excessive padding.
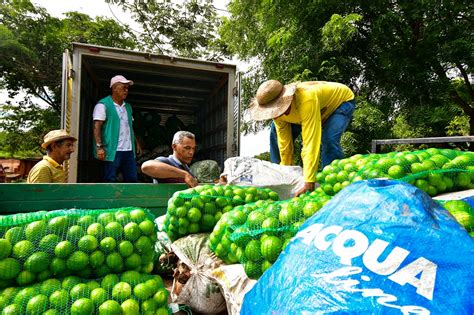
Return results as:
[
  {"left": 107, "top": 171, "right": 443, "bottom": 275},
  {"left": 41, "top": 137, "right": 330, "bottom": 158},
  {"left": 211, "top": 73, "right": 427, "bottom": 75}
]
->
[{"left": 242, "top": 180, "right": 474, "bottom": 314}]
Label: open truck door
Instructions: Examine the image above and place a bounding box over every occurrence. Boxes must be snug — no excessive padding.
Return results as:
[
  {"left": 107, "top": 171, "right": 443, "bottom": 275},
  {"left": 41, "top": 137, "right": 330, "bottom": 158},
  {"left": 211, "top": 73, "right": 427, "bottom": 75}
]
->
[
  {"left": 231, "top": 71, "right": 241, "bottom": 157},
  {"left": 61, "top": 49, "right": 76, "bottom": 182}
]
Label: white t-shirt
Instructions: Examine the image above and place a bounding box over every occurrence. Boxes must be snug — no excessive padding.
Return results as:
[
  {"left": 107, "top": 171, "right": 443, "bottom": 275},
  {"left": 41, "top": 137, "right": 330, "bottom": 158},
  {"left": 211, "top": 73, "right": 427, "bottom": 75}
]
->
[{"left": 93, "top": 102, "right": 132, "bottom": 151}]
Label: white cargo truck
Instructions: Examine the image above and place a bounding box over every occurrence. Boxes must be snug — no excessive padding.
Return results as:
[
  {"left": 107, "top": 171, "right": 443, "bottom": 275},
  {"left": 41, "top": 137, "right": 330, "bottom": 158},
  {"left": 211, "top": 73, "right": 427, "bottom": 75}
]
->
[{"left": 61, "top": 43, "right": 240, "bottom": 182}]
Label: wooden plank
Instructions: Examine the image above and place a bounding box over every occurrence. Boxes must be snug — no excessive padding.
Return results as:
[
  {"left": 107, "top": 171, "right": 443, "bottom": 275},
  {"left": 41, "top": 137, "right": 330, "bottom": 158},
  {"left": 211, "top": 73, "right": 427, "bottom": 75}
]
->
[{"left": 0, "top": 183, "right": 187, "bottom": 216}]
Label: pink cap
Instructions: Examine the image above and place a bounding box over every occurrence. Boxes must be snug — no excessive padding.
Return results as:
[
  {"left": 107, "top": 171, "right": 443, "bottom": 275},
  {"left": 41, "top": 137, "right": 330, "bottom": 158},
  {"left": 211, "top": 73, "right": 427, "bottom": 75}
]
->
[{"left": 110, "top": 75, "right": 134, "bottom": 88}]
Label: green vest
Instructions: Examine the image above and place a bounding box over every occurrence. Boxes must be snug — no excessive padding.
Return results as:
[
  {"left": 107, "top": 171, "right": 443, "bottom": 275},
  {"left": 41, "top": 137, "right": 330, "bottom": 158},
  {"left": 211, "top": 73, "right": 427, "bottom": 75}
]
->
[{"left": 93, "top": 95, "right": 135, "bottom": 161}]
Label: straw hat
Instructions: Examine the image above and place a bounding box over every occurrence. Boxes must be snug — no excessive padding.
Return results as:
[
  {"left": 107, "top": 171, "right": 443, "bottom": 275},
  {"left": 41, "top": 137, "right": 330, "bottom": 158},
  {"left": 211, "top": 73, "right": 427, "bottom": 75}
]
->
[
  {"left": 42, "top": 129, "right": 77, "bottom": 149},
  {"left": 249, "top": 80, "right": 298, "bottom": 121}
]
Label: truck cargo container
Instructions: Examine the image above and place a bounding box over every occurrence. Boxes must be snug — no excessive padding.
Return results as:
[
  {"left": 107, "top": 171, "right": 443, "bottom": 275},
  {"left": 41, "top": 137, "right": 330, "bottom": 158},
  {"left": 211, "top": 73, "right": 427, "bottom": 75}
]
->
[{"left": 62, "top": 43, "right": 240, "bottom": 182}]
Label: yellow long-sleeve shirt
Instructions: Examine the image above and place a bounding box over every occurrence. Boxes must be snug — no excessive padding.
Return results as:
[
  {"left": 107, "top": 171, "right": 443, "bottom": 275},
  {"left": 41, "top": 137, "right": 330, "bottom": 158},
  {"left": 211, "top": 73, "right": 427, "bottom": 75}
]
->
[
  {"left": 27, "top": 156, "right": 66, "bottom": 183},
  {"left": 274, "top": 81, "right": 354, "bottom": 182}
]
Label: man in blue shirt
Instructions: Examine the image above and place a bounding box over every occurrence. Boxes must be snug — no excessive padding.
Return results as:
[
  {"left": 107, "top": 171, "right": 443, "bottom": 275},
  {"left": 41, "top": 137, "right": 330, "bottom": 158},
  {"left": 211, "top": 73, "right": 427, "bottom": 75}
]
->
[{"left": 141, "top": 131, "right": 198, "bottom": 187}]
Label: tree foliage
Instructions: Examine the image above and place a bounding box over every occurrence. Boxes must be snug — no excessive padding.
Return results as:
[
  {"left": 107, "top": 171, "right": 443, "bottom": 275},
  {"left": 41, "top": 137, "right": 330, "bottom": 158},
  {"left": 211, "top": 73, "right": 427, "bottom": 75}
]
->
[
  {"left": 0, "top": 0, "right": 137, "bottom": 156},
  {"left": 221, "top": 0, "right": 473, "bottom": 153},
  {"left": 0, "top": 97, "right": 58, "bottom": 157},
  {"left": 106, "top": 0, "right": 224, "bottom": 59}
]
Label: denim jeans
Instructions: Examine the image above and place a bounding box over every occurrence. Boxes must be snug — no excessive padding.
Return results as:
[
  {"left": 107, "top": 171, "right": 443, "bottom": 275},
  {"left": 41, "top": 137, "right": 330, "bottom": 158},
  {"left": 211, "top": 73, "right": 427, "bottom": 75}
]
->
[
  {"left": 269, "top": 100, "right": 355, "bottom": 168},
  {"left": 103, "top": 150, "right": 138, "bottom": 182}
]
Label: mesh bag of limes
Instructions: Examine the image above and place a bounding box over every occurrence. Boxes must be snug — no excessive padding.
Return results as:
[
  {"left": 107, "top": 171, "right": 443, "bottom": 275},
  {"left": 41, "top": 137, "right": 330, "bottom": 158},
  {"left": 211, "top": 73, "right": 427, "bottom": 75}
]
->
[
  {"left": 209, "top": 190, "right": 332, "bottom": 279},
  {"left": 164, "top": 185, "right": 280, "bottom": 241},
  {"left": 0, "top": 207, "right": 157, "bottom": 289},
  {"left": 0, "top": 271, "right": 170, "bottom": 315},
  {"left": 437, "top": 199, "right": 474, "bottom": 236},
  {"left": 316, "top": 148, "right": 474, "bottom": 197}
]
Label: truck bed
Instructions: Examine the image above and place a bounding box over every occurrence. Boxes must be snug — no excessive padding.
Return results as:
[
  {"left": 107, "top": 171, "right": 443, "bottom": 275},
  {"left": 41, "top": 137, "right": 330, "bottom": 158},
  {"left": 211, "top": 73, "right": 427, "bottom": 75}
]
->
[{"left": 0, "top": 183, "right": 187, "bottom": 217}]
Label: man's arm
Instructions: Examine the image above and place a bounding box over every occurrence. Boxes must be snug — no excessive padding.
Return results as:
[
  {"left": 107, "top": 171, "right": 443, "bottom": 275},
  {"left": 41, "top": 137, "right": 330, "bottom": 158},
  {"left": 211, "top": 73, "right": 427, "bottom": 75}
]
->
[
  {"left": 134, "top": 134, "right": 142, "bottom": 156},
  {"left": 274, "top": 119, "right": 294, "bottom": 165},
  {"left": 141, "top": 160, "right": 198, "bottom": 188},
  {"left": 294, "top": 92, "right": 323, "bottom": 197},
  {"left": 93, "top": 120, "right": 105, "bottom": 161}
]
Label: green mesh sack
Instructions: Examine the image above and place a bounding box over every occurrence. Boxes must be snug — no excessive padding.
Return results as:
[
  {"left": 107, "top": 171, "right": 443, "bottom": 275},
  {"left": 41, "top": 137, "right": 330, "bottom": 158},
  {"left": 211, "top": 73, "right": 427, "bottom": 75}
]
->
[
  {"left": 164, "top": 184, "right": 280, "bottom": 241},
  {"left": 0, "top": 208, "right": 157, "bottom": 289},
  {"left": 436, "top": 199, "right": 474, "bottom": 235},
  {"left": 209, "top": 190, "right": 331, "bottom": 279},
  {"left": 189, "top": 160, "right": 221, "bottom": 183},
  {"left": 316, "top": 148, "right": 474, "bottom": 197},
  {"left": 0, "top": 272, "right": 170, "bottom": 315}
]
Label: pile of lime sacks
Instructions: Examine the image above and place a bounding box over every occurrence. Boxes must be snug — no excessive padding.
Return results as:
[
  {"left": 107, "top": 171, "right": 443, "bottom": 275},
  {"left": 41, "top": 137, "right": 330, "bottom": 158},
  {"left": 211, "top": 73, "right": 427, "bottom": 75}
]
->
[
  {"left": 438, "top": 200, "right": 474, "bottom": 236},
  {"left": 0, "top": 207, "right": 171, "bottom": 314},
  {"left": 164, "top": 185, "right": 279, "bottom": 241},
  {"left": 209, "top": 190, "right": 332, "bottom": 279},
  {"left": 0, "top": 272, "right": 169, "bottom": 315},
  {"left": 206, "top": 149, "right": 474, "bottom": 279},
  {"left": 317, "top": 148, "right": 474, "bottom": 196}
]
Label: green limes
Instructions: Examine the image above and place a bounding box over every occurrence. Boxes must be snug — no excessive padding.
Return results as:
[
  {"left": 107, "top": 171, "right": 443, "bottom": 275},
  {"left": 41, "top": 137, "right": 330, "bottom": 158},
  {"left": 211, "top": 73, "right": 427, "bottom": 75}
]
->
[
  {"left": 98, "top": 300, "right": 122, "bottom": 315},
  {"left": 90, "top": 287, "right": 107, "bottom": 306},
  {"left": 66, "top": 251, "right": 89, "bottom": 271},
  {"left": 130, "top": 209, "right": 147, "bottom": 222},
  {"left": 24, "top": 220, "right": 47, "bottom": 241},
  {"left": 105, "top": 222, "right": 123, "bottom": 238},
  {"left": 124, "top": 222, "right": 141, "bottom": 241},
  {"left": 49, "top": 289, "right": 69, "bottom": 309},
  {"left": 78, "top": 235, "right": 99, "bottom": 253},
  {"left": 0, "top": 258, "right": 21, "bottom": 280},
  {"left": 121, "top": 299, "right": 140, "bottom": 314},
  {"left": 39, "top": 234, "right": 60, "bottom": 251},
  {"left": 71, "top": 298, "right": 94, "bottom": 315},
  {"left": 112, "top": 282, "right": 132, "bottom": 301},
  {"left": 24, "top": 252, "right": 50, "bottom": 273},
  {"left": 0, "top": 239, "right": 12, "bottom": 259},
  {"left": 54, "top": 240, "right": 73, "bottom": 258},
  {"left": 26, "top": 294, "right": 49, "bottom": 315},
  {"left": 118, "top": 240, "right": 134, "bottom": 257},
  {"left": 100, "top": 237, "right": 117, "bottom": 253},
  {"left": 12, "top": 240, "right": 34, "bottom": 259}
]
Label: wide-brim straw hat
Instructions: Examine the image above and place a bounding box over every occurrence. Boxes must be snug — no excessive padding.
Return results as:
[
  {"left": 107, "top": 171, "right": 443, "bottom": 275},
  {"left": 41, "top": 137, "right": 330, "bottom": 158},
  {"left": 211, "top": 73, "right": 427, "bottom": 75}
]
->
[
  {"left": 249, "top": 80, "right": 298, "bottom": 121},
  {"left": 42, "top": 129, "right": 77, "bottom": 149}
]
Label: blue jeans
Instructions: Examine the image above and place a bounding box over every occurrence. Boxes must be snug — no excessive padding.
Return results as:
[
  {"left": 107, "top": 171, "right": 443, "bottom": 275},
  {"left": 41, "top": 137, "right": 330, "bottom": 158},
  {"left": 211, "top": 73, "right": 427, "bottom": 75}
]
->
[
  {"left": 103, "top": 151, "right": 138, "bottom": 182},
  {"left": 269, "top": 100, "right": 356, "bottom": 168}
]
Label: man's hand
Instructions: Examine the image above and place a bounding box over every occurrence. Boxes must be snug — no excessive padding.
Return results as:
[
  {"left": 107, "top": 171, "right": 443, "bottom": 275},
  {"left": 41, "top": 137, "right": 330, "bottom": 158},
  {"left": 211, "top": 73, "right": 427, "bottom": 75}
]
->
[
  {"left": 295, "top": 182, "right": 316, "bottom": 197},
  {"left": 136, "top": 141, "right": 142, "bottom": 156},
  {"left": 184, "top": 173, "right": 198, "bottom": 188},
  {"left": 97, "top": 147, "right": 106, "bottom": 161},
  {"left": 218, "top": 175, "right": 227, "bottom": 185}
]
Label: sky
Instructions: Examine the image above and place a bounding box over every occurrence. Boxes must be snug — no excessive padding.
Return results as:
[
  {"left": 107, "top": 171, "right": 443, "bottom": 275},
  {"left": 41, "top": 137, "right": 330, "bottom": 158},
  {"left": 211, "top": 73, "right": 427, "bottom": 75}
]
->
[{"left": 19, "top": 0, "right": 270, "bottom": 157}]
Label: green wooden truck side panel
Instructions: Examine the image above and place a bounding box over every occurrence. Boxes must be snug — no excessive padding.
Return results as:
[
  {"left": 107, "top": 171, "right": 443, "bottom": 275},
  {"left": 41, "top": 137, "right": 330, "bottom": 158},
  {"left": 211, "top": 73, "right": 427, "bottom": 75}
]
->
[{"left": 0, "top": 183, "right": 187, "bottom": 217}]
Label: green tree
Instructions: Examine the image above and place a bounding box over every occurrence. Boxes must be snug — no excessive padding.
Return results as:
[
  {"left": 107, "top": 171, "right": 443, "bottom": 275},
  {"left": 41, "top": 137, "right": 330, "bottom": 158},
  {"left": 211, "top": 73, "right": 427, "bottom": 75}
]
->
[
  {"left": 0, "top": 0, "right": 137, "bottom": 156},
  {"left": 106, "top": 0, "right": 224, "bottom": 59},
  {"left": 221, "top": 0, "right": 472, "bottom": 152}
]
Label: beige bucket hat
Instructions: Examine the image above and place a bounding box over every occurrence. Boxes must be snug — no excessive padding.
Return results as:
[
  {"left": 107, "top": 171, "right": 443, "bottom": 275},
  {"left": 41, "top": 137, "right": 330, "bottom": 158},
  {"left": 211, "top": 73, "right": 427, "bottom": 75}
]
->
[
  {"left": 42, "top": 129, "right": 77, "bottom": 149},
  {"left": 249, "top": 80, "right": 298, "bottom": 121}
]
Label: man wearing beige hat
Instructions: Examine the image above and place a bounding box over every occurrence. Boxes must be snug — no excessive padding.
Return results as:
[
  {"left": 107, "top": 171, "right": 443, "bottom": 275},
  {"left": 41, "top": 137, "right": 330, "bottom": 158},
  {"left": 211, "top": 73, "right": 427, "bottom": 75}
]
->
[
  {"left": 93, "top": 75, "right": 142, "bottom": 182},
  {"left": 250, "top": 80, "right": 355, "bottom": 196},
  {"left": 27, "top": 130, "right": 77, "bottom": 183}
]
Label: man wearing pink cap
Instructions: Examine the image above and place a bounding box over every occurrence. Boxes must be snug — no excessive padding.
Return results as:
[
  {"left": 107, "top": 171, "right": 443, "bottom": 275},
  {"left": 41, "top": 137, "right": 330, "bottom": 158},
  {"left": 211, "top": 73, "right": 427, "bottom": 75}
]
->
[{"left": 92, "top": 75, "right": 142, "bottom": 182}]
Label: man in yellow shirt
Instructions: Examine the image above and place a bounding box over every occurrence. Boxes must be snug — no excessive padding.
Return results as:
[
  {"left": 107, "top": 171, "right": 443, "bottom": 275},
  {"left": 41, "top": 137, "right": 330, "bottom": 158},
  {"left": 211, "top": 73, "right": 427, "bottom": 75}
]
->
[
  {"left": 27, "top": 130, "right": 77, "bottom": 183},
  {"left": 250, "top": 80, "right": 355, "bottom": 196}
]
